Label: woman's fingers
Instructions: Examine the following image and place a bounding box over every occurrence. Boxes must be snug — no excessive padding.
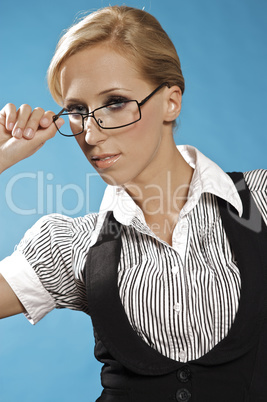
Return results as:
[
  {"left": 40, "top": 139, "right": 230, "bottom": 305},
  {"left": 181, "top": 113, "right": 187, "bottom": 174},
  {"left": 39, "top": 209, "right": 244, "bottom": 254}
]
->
[
  {"left": 21, "top": 107, "right": 45, "bottom": 139},
  {"left": 0, "top": 103, "right": 65, "bottom": 173},
  {"left": 39, "top": 110, "right": 55, "bottom": 128},
  {"left": 12, "top": 104, "right": 33, "bottom": 138},
  {"left": 32, "top": 114, "right": 64, "bottom": 143},
  {"left": 0, "top": 102, "right": 65, "bottom": 143},
  {"left": 19, "top": 109, "right": 64, "bottom": 140},
  {"left": 0, "top": 103, "right": 17, "bottom": 132},
  {"left": 0, "top": 104, "right": 63, "bottom": 140}
]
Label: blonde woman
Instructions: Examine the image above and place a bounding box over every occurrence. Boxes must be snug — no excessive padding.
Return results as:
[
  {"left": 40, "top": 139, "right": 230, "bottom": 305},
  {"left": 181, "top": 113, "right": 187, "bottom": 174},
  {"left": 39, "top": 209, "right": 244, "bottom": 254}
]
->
[{"left": 0, "top": 6, "right": 266, "bottom": 402}]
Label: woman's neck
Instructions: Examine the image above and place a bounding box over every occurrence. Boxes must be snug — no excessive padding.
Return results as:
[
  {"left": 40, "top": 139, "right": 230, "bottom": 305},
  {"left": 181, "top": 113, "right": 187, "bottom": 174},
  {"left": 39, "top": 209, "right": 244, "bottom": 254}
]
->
[{"left": 124, "top": 144, "right": 194, "bottom": 232}]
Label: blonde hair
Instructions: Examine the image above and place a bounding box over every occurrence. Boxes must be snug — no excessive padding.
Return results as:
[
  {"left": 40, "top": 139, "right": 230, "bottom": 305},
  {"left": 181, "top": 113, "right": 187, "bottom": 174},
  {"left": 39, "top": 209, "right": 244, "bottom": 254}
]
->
[{"left": 47, "top": 6, "right": 185, "bottom": 105}]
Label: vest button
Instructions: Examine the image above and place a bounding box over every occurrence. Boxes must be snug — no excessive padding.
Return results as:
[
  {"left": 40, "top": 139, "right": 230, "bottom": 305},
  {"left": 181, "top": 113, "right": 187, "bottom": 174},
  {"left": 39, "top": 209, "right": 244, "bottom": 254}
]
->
[
  {"left": 176, "top": 388, "right": 191, "bottom": 402},
  {"left": 177, "top": 367, "right": 191, "bottom": 383}
]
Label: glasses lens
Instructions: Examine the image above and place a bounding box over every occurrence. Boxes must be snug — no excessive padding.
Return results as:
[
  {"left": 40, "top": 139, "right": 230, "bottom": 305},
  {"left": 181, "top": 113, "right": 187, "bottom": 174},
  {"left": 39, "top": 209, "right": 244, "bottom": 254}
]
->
[
  {"left": 56, "top": 113, "right": 84, "bottom": 137},
  {"left": 95, "top": 100, "right": 140, "bottom": 129},
  {"left": 55, "top": 100, "right": 141, "bottom": 136}
]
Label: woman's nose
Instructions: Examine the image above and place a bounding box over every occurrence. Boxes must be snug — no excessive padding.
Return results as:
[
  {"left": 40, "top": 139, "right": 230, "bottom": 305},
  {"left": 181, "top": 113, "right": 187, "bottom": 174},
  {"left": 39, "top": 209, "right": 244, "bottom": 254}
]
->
[{"left": 84, "top": 116, "right": 106, "bottom": 145}]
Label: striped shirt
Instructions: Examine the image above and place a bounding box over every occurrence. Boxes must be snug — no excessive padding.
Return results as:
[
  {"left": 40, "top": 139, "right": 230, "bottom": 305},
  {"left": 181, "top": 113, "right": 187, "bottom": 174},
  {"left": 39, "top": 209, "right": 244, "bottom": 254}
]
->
[{"left": 1, "top": 145, "right": 266, "bottom": 362}]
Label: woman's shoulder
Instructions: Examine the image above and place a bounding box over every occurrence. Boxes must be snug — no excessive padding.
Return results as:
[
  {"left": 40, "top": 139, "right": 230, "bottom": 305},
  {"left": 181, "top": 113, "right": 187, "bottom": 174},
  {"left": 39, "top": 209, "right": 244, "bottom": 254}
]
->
[
  {"left": 17, "top": 212, "right": 99, "bottom": 250},
  {"left": 33, "top": 211, "right": 99, "bottom": 226}
]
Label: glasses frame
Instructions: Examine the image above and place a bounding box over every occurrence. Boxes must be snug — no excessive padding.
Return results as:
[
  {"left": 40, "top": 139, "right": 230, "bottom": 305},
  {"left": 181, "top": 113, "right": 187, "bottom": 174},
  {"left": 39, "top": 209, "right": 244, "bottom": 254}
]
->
[{"left": 53, "top": 82, "right": 169, "bottom": 137}]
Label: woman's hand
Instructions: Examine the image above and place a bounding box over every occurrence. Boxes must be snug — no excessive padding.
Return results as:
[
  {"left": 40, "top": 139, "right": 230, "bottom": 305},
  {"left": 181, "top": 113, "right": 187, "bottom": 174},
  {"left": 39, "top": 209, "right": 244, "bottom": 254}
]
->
[{"left": 0, "top": 103, "right": 64, "bottom": 173}]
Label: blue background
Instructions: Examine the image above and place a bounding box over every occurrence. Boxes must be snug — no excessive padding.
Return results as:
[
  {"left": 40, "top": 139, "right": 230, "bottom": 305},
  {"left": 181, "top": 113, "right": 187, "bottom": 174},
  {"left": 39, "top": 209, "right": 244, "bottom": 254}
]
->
[{"left": 0, "top": 0, "right": 266, "bottom": 401}]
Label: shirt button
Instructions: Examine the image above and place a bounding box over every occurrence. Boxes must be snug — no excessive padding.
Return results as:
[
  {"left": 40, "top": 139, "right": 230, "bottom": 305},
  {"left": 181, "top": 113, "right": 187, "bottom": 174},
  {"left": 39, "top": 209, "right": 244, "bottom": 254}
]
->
[
  {"left": 177, "top": 366, "right": 191, "bottom": 383},
  {"left": 176, "top": 388, "right": 191, "bottom": 402},
  {"left": 181, "top": 223, "right": 188, "bottom": 231},
  {"left": 188, "top": 328, "right": 194, "bottom": 339},
  {"left": 172, "top": 265, "right": 179, "bottom": 274},
  {"left": 178, "top": 350, "right": 187, "bottom": 362},
  {"left": 173, "top": 303, "right": 181, "bottom": 313}
]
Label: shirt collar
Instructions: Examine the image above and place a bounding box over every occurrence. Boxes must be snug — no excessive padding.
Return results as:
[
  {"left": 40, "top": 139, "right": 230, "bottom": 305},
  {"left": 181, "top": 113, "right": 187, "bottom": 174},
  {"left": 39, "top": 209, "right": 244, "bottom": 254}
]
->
[
  {"left": 178, "top": 145, "right": 243, "bottom": 217},
  {"left": 98, "top": 145, "right": 243, "bottom": 227}
]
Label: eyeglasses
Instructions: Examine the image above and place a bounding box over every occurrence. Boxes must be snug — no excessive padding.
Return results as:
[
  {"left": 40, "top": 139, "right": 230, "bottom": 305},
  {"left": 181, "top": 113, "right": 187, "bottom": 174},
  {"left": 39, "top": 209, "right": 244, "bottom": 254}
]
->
[{"left": 52, "top": 82, "right": 169, "bottom": 137}]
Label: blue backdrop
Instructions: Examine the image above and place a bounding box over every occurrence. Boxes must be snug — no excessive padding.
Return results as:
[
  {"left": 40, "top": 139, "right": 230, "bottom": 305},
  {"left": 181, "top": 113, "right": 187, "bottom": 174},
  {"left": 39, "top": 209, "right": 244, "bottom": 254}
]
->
[{"left": 0, "top": 0, "right": 266, "bottom": 401}]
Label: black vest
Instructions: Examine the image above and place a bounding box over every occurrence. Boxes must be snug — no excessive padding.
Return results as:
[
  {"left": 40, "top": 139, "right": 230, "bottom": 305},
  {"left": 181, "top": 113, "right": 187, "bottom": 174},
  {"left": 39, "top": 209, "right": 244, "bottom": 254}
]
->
[{"left": 84, "top": 173, "right": 267, "bottom": 402}]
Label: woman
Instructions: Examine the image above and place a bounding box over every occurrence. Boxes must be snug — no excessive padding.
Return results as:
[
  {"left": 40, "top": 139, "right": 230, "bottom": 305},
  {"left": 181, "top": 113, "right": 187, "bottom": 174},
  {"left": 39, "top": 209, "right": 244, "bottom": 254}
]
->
[{"left": 0, "top": 6, "right": 266, "bottom": 401}]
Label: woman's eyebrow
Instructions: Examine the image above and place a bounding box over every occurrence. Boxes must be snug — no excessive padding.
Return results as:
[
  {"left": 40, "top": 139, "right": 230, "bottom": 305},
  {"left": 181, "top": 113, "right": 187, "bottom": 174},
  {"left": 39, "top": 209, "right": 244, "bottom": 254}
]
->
[
  {"left": 64, "top": 88, "right": 133, "bottom": 104},
  {"left": 64, "top": 97, "right": 84, "bottom": 104},
  {"left": 98, "top": 87, "right": 132, "bottom": 96}
]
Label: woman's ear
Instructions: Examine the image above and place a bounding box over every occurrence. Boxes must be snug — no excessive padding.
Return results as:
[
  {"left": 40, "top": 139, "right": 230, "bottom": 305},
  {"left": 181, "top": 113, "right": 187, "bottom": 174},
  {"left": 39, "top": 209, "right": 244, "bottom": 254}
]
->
[{"left": 164, "top": 85, "right": 182, "bottom": 122}]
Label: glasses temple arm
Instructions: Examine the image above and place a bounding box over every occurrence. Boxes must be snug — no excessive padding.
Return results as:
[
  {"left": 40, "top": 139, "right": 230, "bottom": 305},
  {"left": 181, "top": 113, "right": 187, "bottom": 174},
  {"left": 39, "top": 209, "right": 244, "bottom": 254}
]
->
[
  {"left": 138, "top": 82, "right": 170, "bottom": 107},
  {"left": 53, "top": 108, "right": 66, "bottom": 122}
]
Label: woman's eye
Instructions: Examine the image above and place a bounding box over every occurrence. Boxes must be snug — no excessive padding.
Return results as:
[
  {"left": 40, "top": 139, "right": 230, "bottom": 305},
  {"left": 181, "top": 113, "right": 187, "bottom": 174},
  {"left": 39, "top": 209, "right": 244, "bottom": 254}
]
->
[
  {"left": 105, "top": 98, "right": 128, "bottom": 111},
  {"left": 107, "top": 102, "right": 125, "bottom": 110},
  {"left": 66, "top": 105, "right": 87, "bottom": 114}
]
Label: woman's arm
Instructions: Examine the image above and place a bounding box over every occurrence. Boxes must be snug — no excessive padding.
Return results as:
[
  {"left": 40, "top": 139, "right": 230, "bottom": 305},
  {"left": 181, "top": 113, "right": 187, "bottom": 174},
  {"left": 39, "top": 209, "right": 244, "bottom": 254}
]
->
[
  {"left": 0, "top": 103, "right": 64, "bottom": 318},
  {"left": 0, "top": 273, "right": 25, "bottom": 318}
]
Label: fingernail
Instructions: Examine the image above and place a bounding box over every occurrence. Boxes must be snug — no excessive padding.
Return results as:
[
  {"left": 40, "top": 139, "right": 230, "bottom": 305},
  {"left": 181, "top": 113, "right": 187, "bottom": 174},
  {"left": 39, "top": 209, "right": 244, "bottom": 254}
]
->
[
  {"left": 40, "top": 117, "right": 49, "bottom": 126},
  {"left": 13, "top": 128, "right": 23, "bottom": 139},
  {"left": 24, "top": 128, "right": 34, "bottom": 139},
  {"left": 56, "top": 118, "right": 65, "bottom": 128},
  {"left": 8, "top": 122, "right": 14, "bottom": 131}
]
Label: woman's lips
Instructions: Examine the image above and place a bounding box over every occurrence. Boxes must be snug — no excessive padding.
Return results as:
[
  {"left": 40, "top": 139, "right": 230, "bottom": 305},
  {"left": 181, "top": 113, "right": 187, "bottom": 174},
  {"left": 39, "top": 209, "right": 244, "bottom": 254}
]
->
[{"left": 91, "top": 153, "right": 121, "bottom": 169}]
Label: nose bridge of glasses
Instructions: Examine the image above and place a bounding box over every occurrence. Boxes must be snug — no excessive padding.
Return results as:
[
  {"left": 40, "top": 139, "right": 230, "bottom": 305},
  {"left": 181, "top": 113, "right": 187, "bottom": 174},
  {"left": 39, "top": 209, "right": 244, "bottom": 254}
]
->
[
  {"left": 85, "top": 109, "right": 94, "bottom": 117},
  {"left": 82, "top": 109, "right": 94, "bottom": 123},
  {"left": 83, "top": 110, "right": 103, "bottom": 129}
]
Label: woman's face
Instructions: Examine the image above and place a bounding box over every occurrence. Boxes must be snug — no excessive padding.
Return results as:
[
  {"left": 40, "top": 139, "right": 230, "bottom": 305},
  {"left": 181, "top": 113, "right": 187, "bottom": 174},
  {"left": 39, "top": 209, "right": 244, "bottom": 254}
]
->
[{"left": 60, "top": 44, "right": 175, "bottom": 187}]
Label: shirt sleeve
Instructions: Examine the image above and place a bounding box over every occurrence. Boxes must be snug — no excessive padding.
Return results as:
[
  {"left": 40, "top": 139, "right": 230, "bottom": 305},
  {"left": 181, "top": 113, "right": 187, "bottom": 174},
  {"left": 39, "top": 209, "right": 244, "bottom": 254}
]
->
[
  {"left": 243, "top": 169, "right": 267, "bottom": 226},
  {"left": 0, "top": 213, "right": 90, "bottom": 324}
]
